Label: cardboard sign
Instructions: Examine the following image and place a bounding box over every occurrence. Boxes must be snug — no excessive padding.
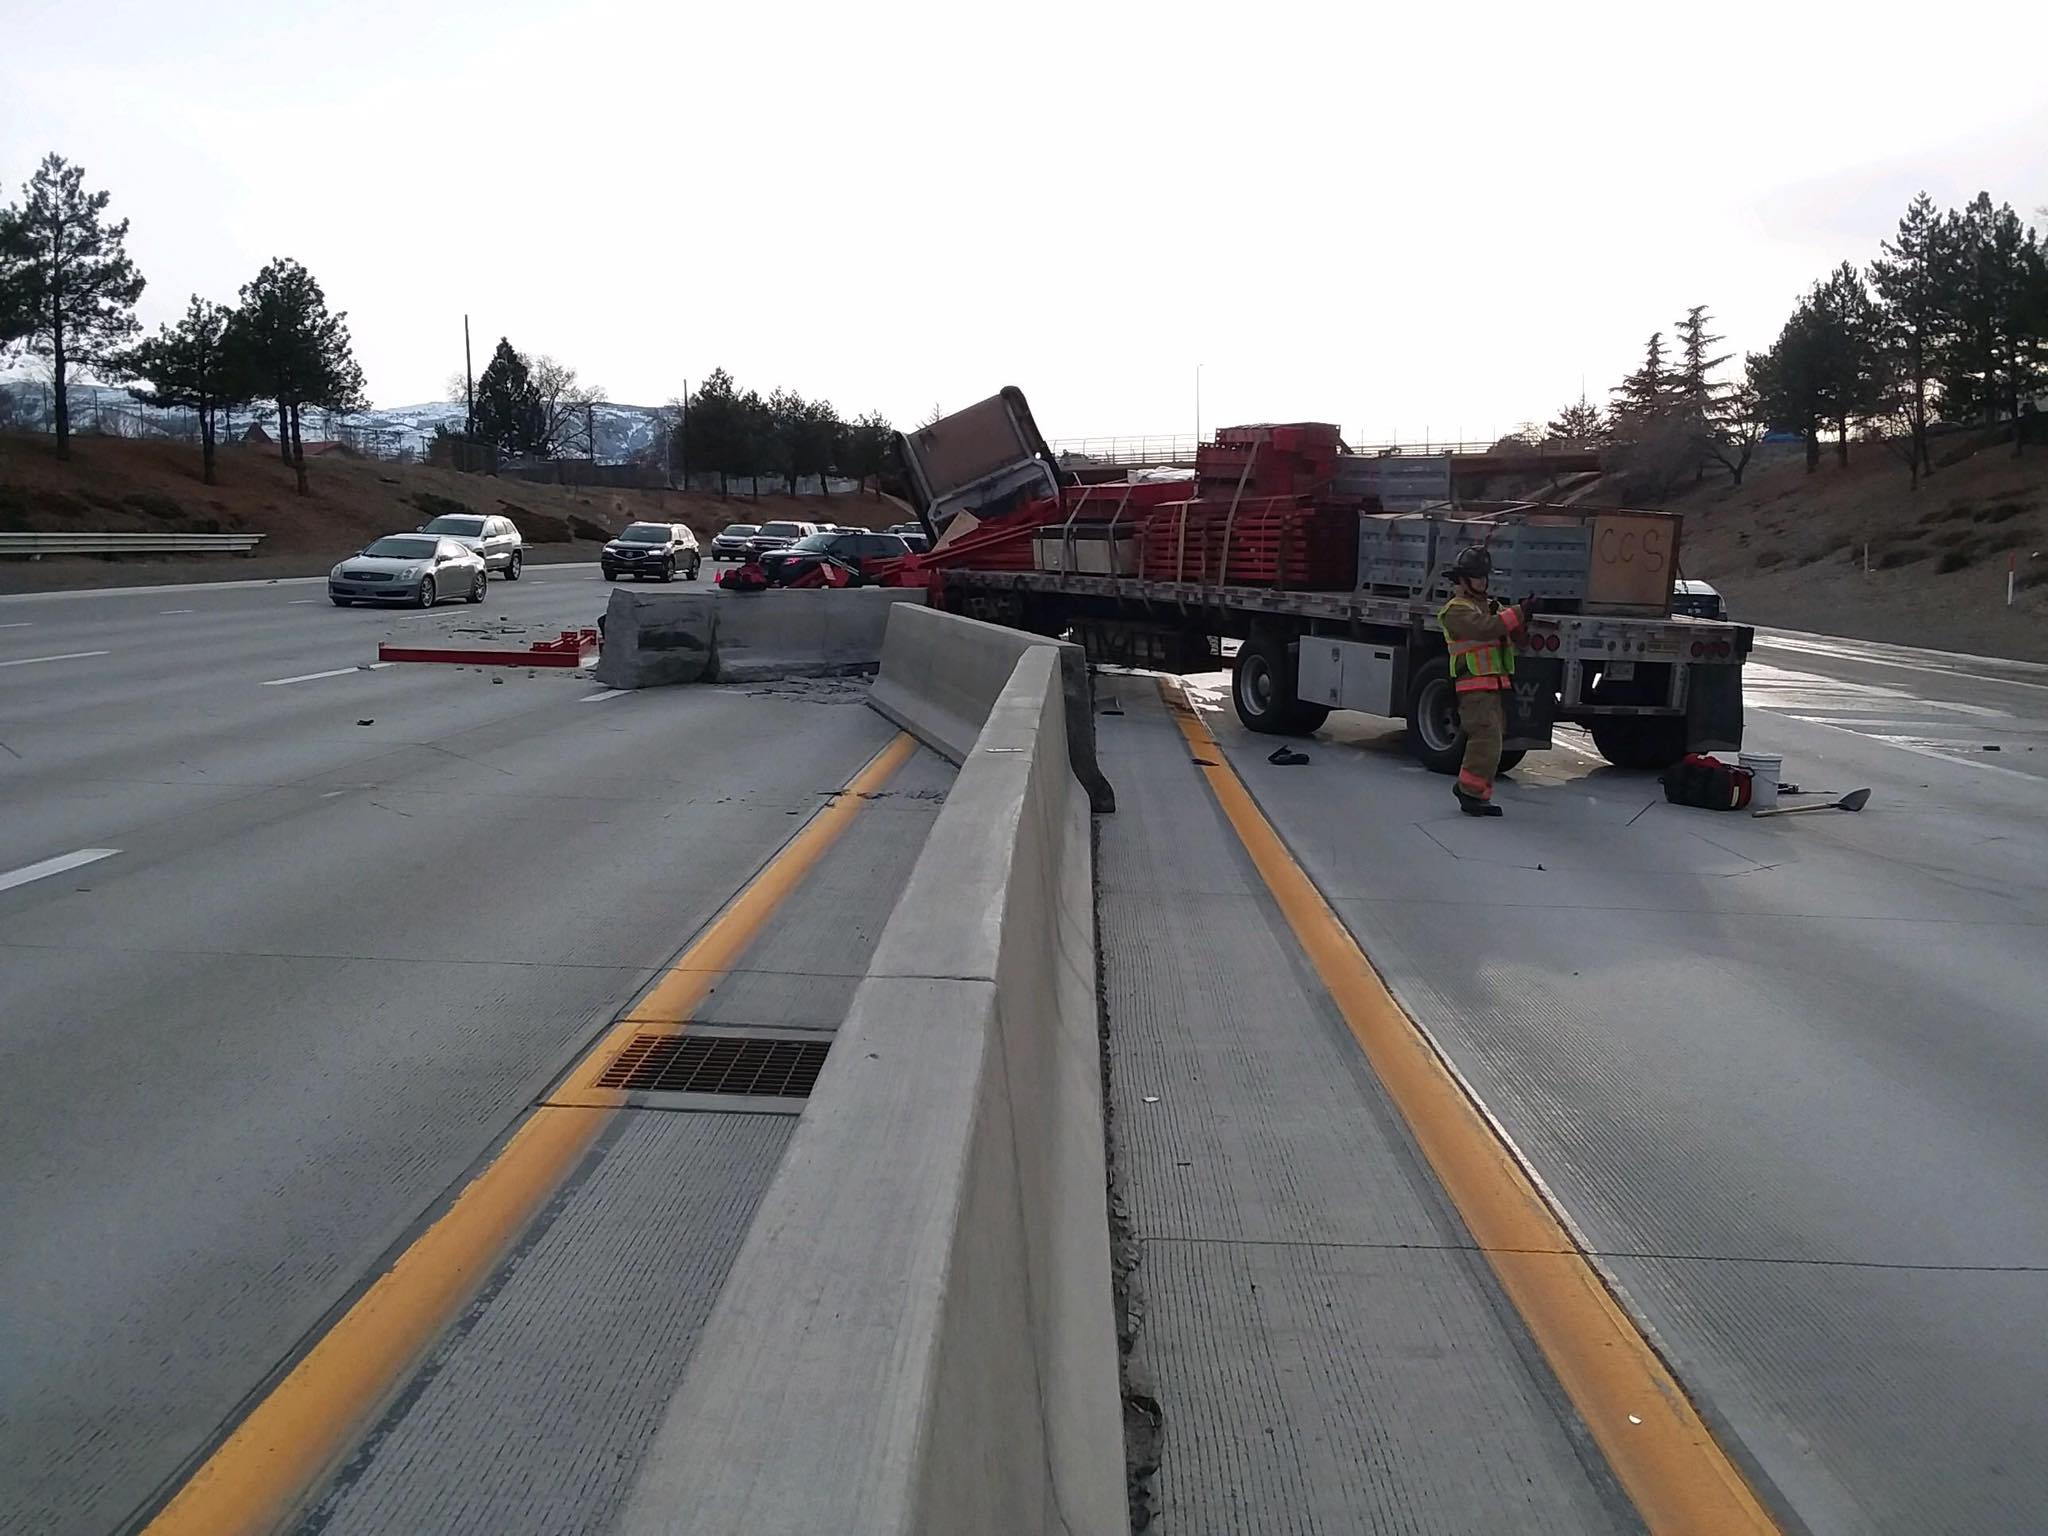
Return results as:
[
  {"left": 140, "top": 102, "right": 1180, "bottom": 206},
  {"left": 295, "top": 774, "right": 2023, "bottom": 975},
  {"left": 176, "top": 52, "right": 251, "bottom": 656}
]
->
[{"left": 1585, "top": 512, "right": 1678, "bottom": 613}]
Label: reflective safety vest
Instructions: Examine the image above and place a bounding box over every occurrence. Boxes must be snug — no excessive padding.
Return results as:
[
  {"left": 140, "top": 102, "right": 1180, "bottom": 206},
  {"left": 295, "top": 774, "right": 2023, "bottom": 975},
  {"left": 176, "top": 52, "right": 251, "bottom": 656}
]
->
[{"left": 1438, "top": 597, "right": 1519, "bottom": 693}]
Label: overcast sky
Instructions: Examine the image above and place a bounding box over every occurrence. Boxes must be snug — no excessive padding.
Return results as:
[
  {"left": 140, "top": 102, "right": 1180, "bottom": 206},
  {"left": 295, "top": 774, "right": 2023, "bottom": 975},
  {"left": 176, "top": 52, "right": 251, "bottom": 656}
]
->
[{"left": 4, "top": 0, "right": 2045, "bottom": 444}]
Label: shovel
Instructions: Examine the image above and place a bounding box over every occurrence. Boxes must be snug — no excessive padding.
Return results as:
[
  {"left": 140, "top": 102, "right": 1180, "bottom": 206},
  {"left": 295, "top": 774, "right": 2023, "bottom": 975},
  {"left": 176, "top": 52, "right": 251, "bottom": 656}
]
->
[{"left": 1753, "top": 787, "right": 1871, "bottom": 818}]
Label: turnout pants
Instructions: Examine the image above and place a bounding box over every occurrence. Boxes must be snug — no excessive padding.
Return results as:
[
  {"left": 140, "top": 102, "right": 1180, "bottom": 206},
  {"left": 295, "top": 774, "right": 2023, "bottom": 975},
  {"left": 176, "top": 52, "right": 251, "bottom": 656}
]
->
[{"left": 1456, "top": 688, "right": 1505, "bottom": 801}]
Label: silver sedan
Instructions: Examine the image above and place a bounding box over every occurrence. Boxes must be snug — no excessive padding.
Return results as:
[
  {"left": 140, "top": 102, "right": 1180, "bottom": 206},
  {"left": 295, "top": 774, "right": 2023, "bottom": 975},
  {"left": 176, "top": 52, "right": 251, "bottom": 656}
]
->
[{"left": 330, "top": 535, "right": 488, "bottom": 607}]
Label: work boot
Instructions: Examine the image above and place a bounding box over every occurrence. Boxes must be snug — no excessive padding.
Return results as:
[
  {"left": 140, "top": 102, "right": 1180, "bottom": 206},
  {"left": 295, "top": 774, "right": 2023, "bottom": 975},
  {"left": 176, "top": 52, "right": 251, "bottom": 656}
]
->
[{"left": 1456, "top": 789, "right": 1504, "bottom": 818}]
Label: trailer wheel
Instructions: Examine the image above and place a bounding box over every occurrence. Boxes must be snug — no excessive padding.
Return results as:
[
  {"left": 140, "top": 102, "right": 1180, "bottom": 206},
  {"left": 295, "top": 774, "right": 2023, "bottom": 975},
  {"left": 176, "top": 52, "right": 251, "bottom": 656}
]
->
[
  {"left": 1232, "top": 634, "right": 1327, "bottom": 736},
  {"left": 1587, "top": 715, "right": 1687, "bottom": 770},
  {"left": 1585, "top": 677, "right": 1688, "bottom": 770},
  {"left": 1404, "top": 657, "right": 1466, "bottom": 773},
  {"left": 1406, "top": 657, "right": 1530, "bottom": 775}
]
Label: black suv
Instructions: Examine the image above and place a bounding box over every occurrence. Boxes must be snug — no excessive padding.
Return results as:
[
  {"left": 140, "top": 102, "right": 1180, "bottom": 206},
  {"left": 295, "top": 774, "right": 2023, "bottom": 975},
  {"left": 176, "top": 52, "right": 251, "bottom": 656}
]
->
[
  {"left": 760, "top": 530, "right": 912, "bottom": 585},
  {"left": 602, "top": 522, "right": 702, "bottom": 582}
]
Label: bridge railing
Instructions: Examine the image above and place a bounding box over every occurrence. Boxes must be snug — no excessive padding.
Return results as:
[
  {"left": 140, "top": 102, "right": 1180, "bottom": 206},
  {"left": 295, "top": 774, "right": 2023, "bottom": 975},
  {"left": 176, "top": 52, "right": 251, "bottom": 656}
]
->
[
  {"left": 1051, "top": 434, "right": 1591, "bottom": 465},
  {"left": 1049, "top": 434, "right": 1200, "bottom": 466}
]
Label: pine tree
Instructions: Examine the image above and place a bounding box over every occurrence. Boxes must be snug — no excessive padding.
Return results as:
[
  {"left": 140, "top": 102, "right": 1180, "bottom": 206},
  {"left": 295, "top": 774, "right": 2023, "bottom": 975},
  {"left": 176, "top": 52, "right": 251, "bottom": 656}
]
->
[
  {"left": 1809, "top": 263, "right": 1879, "bottom": 466},
  {"left": 795, "top": 397, "right": 842, "bottom": 494},
  {"left": 0, "top": 154, "right": 146, "bottom": 459},
  {"left": 766, "top": 386, "right": 807, "bottom": 496},
  {"left": 0, "top": 221, "right": 25, "bottom": 355},
  {"left": 471, "top": 339, "right": 546, "bottom": 456},
  {"left": 1609, "top": 332, "right": 1674, "bottom": 435},
  {"left": 1935, "top": 193, "right": 2048, "bottom": 452},
  {"left": 837, "top": 409, "right": 896, "bottom": 496},
  {"left": 115, "top": 296, "right": 241, "bottom": 485},
  {"left": 1754, "top": 303, "right": 1828, "bottom": 473},
  {"left": 1672, "top": 306, "right": 1732, "bottom": 420},
  {"left": 680, "top": 367, "right": 744, "bottom": 496},
  {"left": 1544, "top": 393, "right": 1607, "bottom": 446},
  {"left": 229, "top": 258, "right": 366, "bottom": 495},
  {"left": 1669, "top": 306, "right": 1733, "bottom": 482},
  {"left": 1868, "top": 192, "right": 1950, "bottom": 479},
  {"left": 737, "top": 388, "right": 771, "bottom": 498}
]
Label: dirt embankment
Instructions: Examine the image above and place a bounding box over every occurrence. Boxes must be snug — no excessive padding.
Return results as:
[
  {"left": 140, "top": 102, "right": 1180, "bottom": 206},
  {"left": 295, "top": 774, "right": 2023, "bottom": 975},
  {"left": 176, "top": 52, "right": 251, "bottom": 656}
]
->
[
  {"left": 1527, "top": 435, "right": 2048, "bottom": 661},
  {"left": 0, "top": 433, "right": 901, "bottom": 592},
  {"left": 1665, "top": 438, "right": 2048, "bottom": 660}
]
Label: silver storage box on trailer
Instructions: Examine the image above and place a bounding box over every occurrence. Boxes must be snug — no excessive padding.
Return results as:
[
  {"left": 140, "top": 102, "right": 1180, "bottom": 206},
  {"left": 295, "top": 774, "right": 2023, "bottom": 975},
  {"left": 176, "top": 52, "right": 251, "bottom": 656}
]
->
[
  {"left": 1356, "top": 513, "right": 1591, "bottom": 604},
  {"left": 1298, "top": 637, "right": 1400, "bottom": 717},
  {"left": 1032, "top": 527, "right": 1141, "bottom": 575},
  {"left": 1335, "top": 454, "right": 1454, "bottom": 511}
]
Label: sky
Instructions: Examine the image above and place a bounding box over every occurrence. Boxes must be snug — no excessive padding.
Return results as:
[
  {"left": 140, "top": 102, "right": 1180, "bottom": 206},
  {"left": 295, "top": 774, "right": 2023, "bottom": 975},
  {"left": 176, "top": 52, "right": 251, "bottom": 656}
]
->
[{"left": 4, "top": 0, "right": 2046, "bottom": 446}]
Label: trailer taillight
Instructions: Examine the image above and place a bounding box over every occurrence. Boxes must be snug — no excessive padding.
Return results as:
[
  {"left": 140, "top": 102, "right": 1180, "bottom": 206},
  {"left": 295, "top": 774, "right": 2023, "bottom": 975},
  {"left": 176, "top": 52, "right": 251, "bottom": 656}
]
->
[
  {"left": 1546, "top": 633, "right": 1561, "bottom": 651},
  {"left": 1691, "top": 641, "right": 1705, "bottom": 658}
]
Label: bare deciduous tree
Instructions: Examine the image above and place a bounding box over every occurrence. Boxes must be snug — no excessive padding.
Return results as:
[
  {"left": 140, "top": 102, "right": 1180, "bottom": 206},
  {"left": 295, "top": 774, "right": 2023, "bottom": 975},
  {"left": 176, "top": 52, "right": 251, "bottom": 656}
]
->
[{"left": 530, "top": 355, "right": 603, "bottom": 458}]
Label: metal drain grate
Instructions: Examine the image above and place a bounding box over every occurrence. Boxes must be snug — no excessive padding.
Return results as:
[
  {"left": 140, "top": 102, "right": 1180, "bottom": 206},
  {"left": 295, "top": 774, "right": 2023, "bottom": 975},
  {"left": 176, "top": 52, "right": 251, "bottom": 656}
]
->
[{"left": 596, "top": 1034, "right": 830, "bottom": 1098}]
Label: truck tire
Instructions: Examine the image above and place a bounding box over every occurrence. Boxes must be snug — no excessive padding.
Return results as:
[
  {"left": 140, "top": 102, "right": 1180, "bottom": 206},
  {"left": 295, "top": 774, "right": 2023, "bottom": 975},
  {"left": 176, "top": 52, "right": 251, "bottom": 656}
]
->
[
  {"left": 1404, "top": 656, "right": 1528, "bottom": 776},
  {"left": 1404, "top": 656, "right": 1466, "bottom": 773},
  {"left": 1584, "top": 675, "right": 1688, "bottom": 770},
  {"left": 1232, "top": 633, "right": 1328, "bottom": 736},
  {"left": 1587, "top": 715, "right": 1687, "bottom": 770}
]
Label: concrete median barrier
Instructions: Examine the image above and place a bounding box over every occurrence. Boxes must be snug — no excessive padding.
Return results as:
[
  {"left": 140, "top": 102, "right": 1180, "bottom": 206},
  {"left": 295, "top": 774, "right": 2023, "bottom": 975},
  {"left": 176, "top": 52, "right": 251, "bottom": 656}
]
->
[
  {"left": 591, "top": 586, "right": 925, "bottom": 688},
  {"left": 868, "top": 601, "right": 1115, "bottom": 812},
  {"left": 589, "top": 589, "right": 717, "bottom": 688},
  {"left": 620, "top": 641, "right": 1126, "bottom": 1536},
  {"left": 715, "top": 586, "right": 927, "bottom": 682}
]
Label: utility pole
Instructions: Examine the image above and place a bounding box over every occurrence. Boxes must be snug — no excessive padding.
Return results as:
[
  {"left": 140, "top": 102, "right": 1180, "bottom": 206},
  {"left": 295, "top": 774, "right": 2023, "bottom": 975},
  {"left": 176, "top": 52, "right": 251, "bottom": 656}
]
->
[
  {"left": 463, "top": 315, "right": 475, "bottom": 435},
  {"left": 684, "top": 376, "right": 700, "bottom": 489},
  {"left": 1195, "top": 362, "right": 1203, "bottom": 448},
  {"left": 586, "top": 401, "right": 597, "bottom": 464}
]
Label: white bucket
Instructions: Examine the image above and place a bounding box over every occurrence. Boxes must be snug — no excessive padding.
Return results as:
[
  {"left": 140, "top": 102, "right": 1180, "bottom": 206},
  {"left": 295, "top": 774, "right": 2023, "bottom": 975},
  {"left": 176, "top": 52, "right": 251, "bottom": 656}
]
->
[{"left": 1740, "top": 751, "right": 1782, "bottom": 813}]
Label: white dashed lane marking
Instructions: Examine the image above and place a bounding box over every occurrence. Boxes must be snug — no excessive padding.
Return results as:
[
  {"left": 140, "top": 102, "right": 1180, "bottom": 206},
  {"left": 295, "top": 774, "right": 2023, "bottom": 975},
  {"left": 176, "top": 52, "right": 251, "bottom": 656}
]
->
[
  {"left": 0, "top": 848, "right": 120, "bottom": 894},
  {"left": 261, "top": 663, "right": 395, "bottom": 686},
  {"left": 0, "top": 650, "right": 110, "bottom": 669}
]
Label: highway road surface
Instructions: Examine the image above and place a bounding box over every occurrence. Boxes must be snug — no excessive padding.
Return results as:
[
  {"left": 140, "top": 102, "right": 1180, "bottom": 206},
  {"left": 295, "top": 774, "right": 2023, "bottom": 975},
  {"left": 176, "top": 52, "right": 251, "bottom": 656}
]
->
[
  {"left": 0, "top": 568, "right": 952, "bottom": 1536},
  {"left": 3, "top": 572, "right": 2043, "bottom": 1536},
  {"left": 1158, "top": 624, "right": 2046, "bottom": 1535}
]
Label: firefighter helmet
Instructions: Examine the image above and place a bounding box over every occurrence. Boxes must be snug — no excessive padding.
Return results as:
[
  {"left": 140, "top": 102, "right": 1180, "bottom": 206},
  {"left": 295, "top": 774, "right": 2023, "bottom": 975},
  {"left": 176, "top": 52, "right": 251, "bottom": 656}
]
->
[{"left": 1448, "top": 544, "right": 1492, "bottom": 583}]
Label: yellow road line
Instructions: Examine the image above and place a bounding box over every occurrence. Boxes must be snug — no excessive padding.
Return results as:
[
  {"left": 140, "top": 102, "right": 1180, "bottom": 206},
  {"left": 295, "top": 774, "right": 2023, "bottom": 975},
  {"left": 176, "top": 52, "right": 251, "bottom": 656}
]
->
[
  {"left": 143, "top": 731, "right": 918, "bottom": 1536},
  {"left": 1158, "top": 681, "right": 1780, "bottom": 1536}
]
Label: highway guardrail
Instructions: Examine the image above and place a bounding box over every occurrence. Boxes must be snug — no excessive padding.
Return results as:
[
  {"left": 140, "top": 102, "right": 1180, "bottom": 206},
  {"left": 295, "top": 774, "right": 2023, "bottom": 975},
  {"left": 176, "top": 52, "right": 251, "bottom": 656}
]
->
[{"left": 0, "top": 532, "right": 266, "bottom": 556}]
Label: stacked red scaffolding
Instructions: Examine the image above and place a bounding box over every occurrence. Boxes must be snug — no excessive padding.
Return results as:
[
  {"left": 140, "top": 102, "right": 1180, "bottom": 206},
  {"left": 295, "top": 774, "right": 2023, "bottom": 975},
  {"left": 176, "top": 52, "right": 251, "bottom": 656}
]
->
[{"left": 917, "top": 422, "right": 1363, "bottom": 590}]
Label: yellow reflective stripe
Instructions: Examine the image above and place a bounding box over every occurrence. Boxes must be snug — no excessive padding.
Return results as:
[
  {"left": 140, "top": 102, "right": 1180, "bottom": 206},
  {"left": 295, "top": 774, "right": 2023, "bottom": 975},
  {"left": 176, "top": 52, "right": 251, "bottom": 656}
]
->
[{"left": 1453, "top": 644, "right": 1513, "bottom": 678}]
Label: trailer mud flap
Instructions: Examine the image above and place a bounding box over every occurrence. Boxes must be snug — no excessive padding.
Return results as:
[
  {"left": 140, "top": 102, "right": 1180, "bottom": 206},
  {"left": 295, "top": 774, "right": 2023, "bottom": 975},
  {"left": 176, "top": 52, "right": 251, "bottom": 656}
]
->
[
  {"left": 1504, "top": 658, "right": 1558, "bottom": 751},
  {"left": 1687, "top": 663, "right": 1744, "bottom": 753}
]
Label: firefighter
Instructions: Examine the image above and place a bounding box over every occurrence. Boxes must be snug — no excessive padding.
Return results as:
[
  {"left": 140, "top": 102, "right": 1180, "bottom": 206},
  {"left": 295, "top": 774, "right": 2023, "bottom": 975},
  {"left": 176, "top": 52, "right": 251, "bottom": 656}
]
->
[{"left": 1437, "top": 545, "right": 1529, "bottom": 818}]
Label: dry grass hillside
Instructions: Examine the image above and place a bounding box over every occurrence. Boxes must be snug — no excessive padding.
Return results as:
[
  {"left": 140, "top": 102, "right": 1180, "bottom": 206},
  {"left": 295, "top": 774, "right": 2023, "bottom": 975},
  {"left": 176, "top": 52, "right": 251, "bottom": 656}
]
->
[
  {"left": 0, "top": 433, "right": 904, "bottom": 592},
  {"left": 1664, "top": 438, "right": 2048, "bottom": 660}
]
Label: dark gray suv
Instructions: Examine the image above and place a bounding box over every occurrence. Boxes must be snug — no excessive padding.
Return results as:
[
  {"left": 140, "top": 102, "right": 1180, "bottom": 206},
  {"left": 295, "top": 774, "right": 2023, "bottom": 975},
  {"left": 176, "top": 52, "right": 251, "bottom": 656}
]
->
[{"left": 602, "top": 522, "right": 702, "bottom": 582}]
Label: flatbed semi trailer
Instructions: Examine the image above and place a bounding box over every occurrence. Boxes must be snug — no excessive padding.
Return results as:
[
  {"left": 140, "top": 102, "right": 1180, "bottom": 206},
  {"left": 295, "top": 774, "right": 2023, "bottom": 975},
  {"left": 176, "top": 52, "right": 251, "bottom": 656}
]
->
[
  {"left": 898, "top": 390, "right": 1751, "bottom": 774},
  {"left": 933, "top": 563, "right": 1750, "bottom": 772}
]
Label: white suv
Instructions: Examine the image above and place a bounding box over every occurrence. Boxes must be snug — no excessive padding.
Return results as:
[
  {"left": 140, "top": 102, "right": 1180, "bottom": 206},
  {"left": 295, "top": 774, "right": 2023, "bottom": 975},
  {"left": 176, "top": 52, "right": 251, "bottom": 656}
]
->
[{"left": 419, "top": 512, "right": 525, "bottom": 580}]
